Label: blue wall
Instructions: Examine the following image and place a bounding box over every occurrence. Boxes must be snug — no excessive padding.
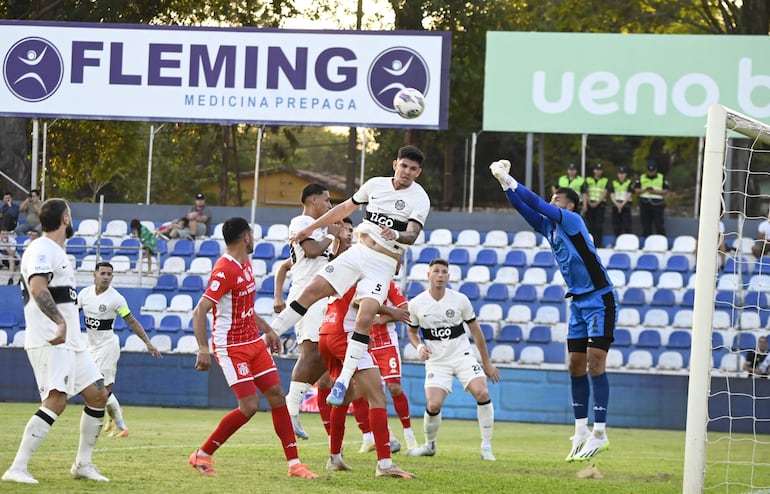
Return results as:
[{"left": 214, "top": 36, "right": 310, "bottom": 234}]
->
[{"left": 1, "top": 348, "right": 767, "bottom": 433}]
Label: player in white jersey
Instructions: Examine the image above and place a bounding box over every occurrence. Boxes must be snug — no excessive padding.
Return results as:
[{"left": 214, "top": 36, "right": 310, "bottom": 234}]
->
[
  {"left": 268, "top": 145, "right": 430, "bottom": 406},
  {"left": 78, "top": 261, "right": 162, "bottom": 437},
  {"left": 405, "top": 258, "right": 500, "bottom": 461},
  {"left": 3, "top": 199, "right": 109, "bottom": 484},
  {"left": 278, "top": 184, "right": 342, "bottom": 439}
]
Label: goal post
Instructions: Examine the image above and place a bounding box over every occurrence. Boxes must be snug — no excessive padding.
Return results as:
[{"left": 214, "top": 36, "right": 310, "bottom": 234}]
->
[{"left": 683, "top": 104, "right": 770, "bottom": 493}]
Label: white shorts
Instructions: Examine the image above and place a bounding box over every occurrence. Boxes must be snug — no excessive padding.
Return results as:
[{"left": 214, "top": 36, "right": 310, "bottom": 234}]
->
[
  {"left": 89, "top": 335, "right": 121, "bottom": 386},
  {"left": 424, "top": 352, "right": 486, "bottom": 394},
  {"left": 318, "top": 243, "right": 398, "bottom": 305},
  {"left": 27, "top": 346, "right": 104, "bottom": 400},
  {"left": 289, "top": 291, "right": 326, "bottom": 344}
]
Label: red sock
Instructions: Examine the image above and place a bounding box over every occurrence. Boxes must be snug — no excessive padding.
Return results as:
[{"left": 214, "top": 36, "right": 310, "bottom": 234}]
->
[
  {"left": 329, "top": 404, "right": 347, "bottom": 455},
  {"left": 318, "top": 386, "right": 332, "bottom": 435},
  {"left": 391, "top": 391, "right": 412, "bottom": 429},
  {"left": 202, "top": 408, "right": 250, "bottom": 455},
  {"left": 270, "top": 404, "right": 298, "bottom": 461},
  {"left": 370, "top": 407, "right": 390, "bottom": 460},
  {"left": 352, "top": 397, "right": 370, "bottom": 434}
]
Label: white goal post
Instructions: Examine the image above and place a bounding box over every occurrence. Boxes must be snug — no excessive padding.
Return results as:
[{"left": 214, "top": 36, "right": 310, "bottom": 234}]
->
[{"left": 683, "top": 104, "right": 770, "bottom": 494}]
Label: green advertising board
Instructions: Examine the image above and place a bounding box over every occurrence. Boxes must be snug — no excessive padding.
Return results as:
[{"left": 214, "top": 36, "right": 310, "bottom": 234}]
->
[{"left": 484, "top": 32, "right": 770, "bottom": 136}]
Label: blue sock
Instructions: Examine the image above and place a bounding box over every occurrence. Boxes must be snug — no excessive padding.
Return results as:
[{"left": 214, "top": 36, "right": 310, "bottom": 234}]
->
[
  {"left": 570, "top": 375, "right": 590, "bottom": 420},
  {"left": 590, "top": 373, "right": 609, "bottom": 423}
]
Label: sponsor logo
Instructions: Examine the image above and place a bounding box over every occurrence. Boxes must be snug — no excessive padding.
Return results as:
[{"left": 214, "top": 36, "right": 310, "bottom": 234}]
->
[
  {"left": 3, "top": 37, "right": 64, "bottom": 102},
  {"left": 368, "top": 46, "right": 429, "bottom": 112},
  {"left": 215, "top": 271, "right": 226, "bottom": 279}
]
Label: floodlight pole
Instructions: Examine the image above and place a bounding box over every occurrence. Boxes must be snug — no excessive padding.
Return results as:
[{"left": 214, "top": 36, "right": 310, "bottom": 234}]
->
[
  {"left": 146, "top": 124, "right": 164, "bottom": 205},
  {"left": 250, "top": 125, "right": 264, "bottom": 227},
  {"left": 469, "top": 130, "right": 481, "bottom": 213},
  {"left": 31, "top": 119, "right": 39, "bottom": 190}
]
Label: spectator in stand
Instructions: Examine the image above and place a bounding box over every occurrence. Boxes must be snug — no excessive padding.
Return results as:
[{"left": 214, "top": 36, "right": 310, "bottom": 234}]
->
[
  {"left": 129, "top": 220, "right": 159, "bottom": 273},
  {"left": 161, "top": 217, "right": 193, "bottom": 240},
  {"left": 608, "top": 166, "right": 633, "bottom": 236},
  {"left": 186, "top": 193, "right": 212, "bottom": 238},
  {"left": 581, "top": 163, "right": 609, "bottom": 246},
  {"left": 743, "top": 335, "right": 769, "bottom": 376},
  {"left": 15, "top": 189, "right": 42, "bottom": 236},
  {"left": 558, "top": 163, "right": 584, "bottom": 206},
  {"left": 0, "top": 229, "right": 19, "bottom": 285},
  {"left": 0, "top": 192, "right": 19, "bottom": 232},
  {"left": 634, "top": 162, "right": 669, "bottom": 237},
  {"left": 751, "top": 210, "right": 770, "bottom": 259}
]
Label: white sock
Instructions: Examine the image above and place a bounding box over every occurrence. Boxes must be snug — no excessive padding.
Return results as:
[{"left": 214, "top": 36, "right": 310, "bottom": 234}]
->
[
  {"left": 362, "top": 432, "right": 374, "bottom": 444},
  {"left": 76, "top": 407, "right": 104, "bottom": 466},
  {"left": 271, "top": 305, "right": 305, "bottom": 336},
  {"left": 106, "top": 393, "right": 126, "bottom": 430},
  {"left": 10, "top": 407, "right": 57, "bottom": 471},
  {"left": 423, "top": 410, "right": 441, "bottom": 444},
  {"left": 337, "top": 338, "right": 368, "bottom": 387},
  {"left": 377, "top": 458, "right": 393, "bottom": 470},
  {"left": 286, "top": 381, "right": 311, "bottom": 416},
  {"left": 477, "top": 401, "right": 494, "bottom": 443},
  {"left": 593, "top": 422, "right": 606, "bottom": 436},
  {"left": 575, "top": 417, "right": 589, "bottom": 435}
]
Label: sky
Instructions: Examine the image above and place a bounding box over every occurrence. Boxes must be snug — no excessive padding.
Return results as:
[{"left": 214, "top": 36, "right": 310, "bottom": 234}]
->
[{"left": 280, "top": 0, "right": 395, "bottom": 30}]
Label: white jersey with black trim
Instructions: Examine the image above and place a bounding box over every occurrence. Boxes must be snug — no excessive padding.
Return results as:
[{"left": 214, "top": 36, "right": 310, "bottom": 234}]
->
[
  {"left": 407, "top": 288, "right": 475, "bottom": 362},
  {"left": 77, "top": 285, "right": 131, "bottom": 348},
  {"left": 20, "top": 236, "right": 83, "bottom": 351},
  {"left": 288, "top": 214, "right": 332, "bottom": 289},
  {"left": 352, "top": 176, "right": 430, "bottom": 255}
]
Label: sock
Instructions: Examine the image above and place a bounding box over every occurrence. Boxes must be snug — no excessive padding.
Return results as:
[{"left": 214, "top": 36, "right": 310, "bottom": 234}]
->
[
  {"left": 329, "top": 404, "right": 347, "bottom": 455},
  {"left": 201, "top": 408, "right": 250, "bottom": 455},
  {"left": 271, "top": 301, "right": 307, "bottom": 336},
  {"left": 270, "top": 404, "right": 299, "bottom": 462},
  {"left": 424, "top": 409, "right": 441, "bottom": 444},
  {"left": 106, "top": 393, "right": 126, "bottom": 430},
  {"left": 9, "top": 407, "right": 57, "bottom": 471},
  {"left": 317, "top": 386, "right": 332, "bottom": 435},
  {"left": 570, "top": 374, "right": 590, "bottom": 421},
  {"left": 575, "top": 417, "right": 589, "bottom": 435},
  {"left": 370, "top": 407, "right": 391, "bottom": 461},
  {"left": 391, "top": 390, "right": 412, "bottom": 430},
  {"left": 336, "top": 333, "right": 369, "bottom": 387},
  {"left": 76, "top": 406, "right": 105, "bottom": 466},
  {"left": 477, "top": 400, "right": 494, "bottom": 444},
  {"left": 590, "top": 372, "right": 610, "bottom": 424},
  {"left": 286, "top": 381, "right": 311, "bottom": 417},
  {"left": 352, "top": 397, "right": 371, "bottom": 434},
  {"left": 593, "top": 422, "right": 606, "bottom": 435}
]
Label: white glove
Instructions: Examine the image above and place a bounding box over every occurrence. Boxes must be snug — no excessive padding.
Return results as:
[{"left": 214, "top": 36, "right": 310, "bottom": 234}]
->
[{"left": 489, "top": 160, "right": 518, "bottom": 190}]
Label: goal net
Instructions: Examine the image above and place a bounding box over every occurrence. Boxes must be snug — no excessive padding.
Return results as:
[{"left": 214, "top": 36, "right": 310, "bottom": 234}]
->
[{"left": 684, "top": 105, "right": 770, "bottom": 493}]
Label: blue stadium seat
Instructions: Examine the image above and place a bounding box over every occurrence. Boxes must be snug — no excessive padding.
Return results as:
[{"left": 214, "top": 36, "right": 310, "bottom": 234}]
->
[
  {"left": 744, "top": 292, "right": 770, "bottom": 326},
  {"left": 542, "top": 343, "right": 567, "bottom": 363},
  {"left": 136, "top": 313, "right": 156, "bottom": 333},
  {"left": 753, "top": 257, "right": 770, "bottom": 275},
  {"left": 665, "top": 254, "right": 692, "bottom": 274},
  {"left": 607, "top": 252, "right": 632, "bottom": 271},
  {"left": 711, "top": 332, "right": 728, "bottom": 368},
  {"left": 497, "top": 324, "right": 523, "bottom": 344},
  {"left": 620, "top": 287, "right": 646, "bottom": 307},
  {"left": 458, "top": 282, "right": 481, "bottom": 301},
  {"left": 484, "top": 283, "right": 510, "bottom": 302},
  {"left": 169, "top": 239, "right": 195, "bottom": 267},
  {"left": 113, "top": 316, "right": 128, "bottom": 332},
  {"left": 179, "top": 275, "right": 205, "bottom": 293},
  {"left": 153, "top": 273, "right": 179, "bottom": 292},
  {"left": 473, "top": 323, "right": 495, "bottom": 343},
  {"left": 65, "top": 237, "right": 88, "bottom": 260},
  {"left": 116, "top": 237, "right": 142, "bottom": 257},
  {"left": 527, "top": 325, "right": 551, "bottom": 344},
  {"left": 502, "top": 250, "right": 527, "bottom": 268},
  {"left": 666, "top": 330, "right": 692, "bottom": 366},
  {"left": 196, "top": 239, "right": 221, "bottom": 260},
  {"left": 636, "top": 329, "right": 663, "bottom": 365},
  {"left": 541, "top": 285, "right": 565, "bottom": 304},
  {"left": 681, "top": 289, "right": 695, "bottom": 308},
  {"left": 88, "top": 237, "right": 115, "bottom": 258},
  {"left": 278, "top": 244, "right": 291, "bottom": 260},
  {"left": 258, "top": 276, "right": 278, "bottom": 296},
  {"left": 650, "top": 288, "right": 676, "bottom": 309},
  {"left": 448, "top": 248, "right": 471, "bottom": 270},
  {"left": 252, "top": 242, "right": 276, "bottom": 262},
  {"left": 612, "top": 328, "right": 633, "bottom": 360},
  {"left": 406, "top": 281, "right": 425, "bottom": 298},
  {"left": 724, "top": 256, "right": 751, "bottom": 276},
  {"left": 158, "top": 314, "right": 183, "bottom": 334},
  {"left": 732, "top": 332, "right": 756, "bottom": 352},
  {"left": 417, "top": 247, "right": 441, "bottom": 264},
  {"left": 532, "top": 251, "right": 556, "bottom": 270},
  {"left": 474, "top": 249, "right": 499, "bottom": 268},
  {"left": 0, "top": 311, "right": 18, "bottom": 331},
  {"left": 511, "top": 284, "right": 537, "bottom": 303},
  {"left": 635, "top": 253, "right": 660, "bottom": 273}
]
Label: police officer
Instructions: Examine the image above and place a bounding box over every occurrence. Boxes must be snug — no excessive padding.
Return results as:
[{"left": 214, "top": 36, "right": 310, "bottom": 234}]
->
[
  {"left": 558, "top": 163, "right": 585, "bottom": 205},
  {"left": 581, "top": 163, "right": 609, "bottom": 246},
  {"left": 608, "top": 166, "right": 633, "bottom": 236},
  {"left": 634, "top": 162, "right": 669, "bottom": 237}
]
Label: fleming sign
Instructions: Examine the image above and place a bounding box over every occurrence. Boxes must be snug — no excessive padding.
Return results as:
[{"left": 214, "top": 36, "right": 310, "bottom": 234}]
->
[
  {"left": 484, "top": 32, "right": 770, "bottom": 136},
  {"left": 0, "top": 21, "right": 451, "bottom": 129}
]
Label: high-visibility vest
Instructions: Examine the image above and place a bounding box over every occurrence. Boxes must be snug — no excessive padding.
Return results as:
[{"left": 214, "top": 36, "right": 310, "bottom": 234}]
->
[
  {"left": 585, "top": 177, "right": 608, "bottom": 202},
  {"left": 639, "top": 173, "right": 665, "bottom": 201},
  {"left": 558, "top": 175, "right": 584, "bottom": 196},
  {"left": 612, "top": 178, "right": 633, "bottom": 204}
]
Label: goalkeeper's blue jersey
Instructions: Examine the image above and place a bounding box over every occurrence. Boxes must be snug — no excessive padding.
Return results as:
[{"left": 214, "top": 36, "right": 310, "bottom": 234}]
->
[{"left": 505, "top": 185, "right": 612, "bottom": 297}]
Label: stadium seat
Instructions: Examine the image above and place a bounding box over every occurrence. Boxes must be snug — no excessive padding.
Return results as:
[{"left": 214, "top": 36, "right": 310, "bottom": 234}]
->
[
  {"left": 474, "top": 248, "right": 499, "bottom": 267},
  {"left": 614, "top": 233, "right": 640, "bottom": 252},
  {"left": 0, "top": 311, "right": 18, "bottom": 331},
  {"left": 179, "top": 275, "right": 205, "bottom": 293},
  {"left": 607, "top": 269, "right": 627, "bottom": 288},
  {"left": 427, "top": 228, "right": 453, "bottom": 247},
  {"left": 665, "top": 255, "right": 692, "bottom": 274},
  {"left": 636, "top": 328, "right": 663, "bottom": 348},
  {"left": 607, "top": 253, "right": 632, "bottom": 271},
  {"left": 402, "top": 344, "right": 420, "bottom": 362},
  {"left": 657, "top": 272, "right": 684, "bottom": 291},
  {"left": 542, "top": 343, "right": 566, "bottom": 364},
  {"left": 512, "top": 284, "right": 538, "bottom": 304},
  {"left": 167, "top": 294, "right": 194, "bottom": 325},
  {"left": 627, "top": 271, "right": 654, "bottom": 290},
  {"left": 626, "top": 350, "right": 654, "bottom": 370},
  {"left": 258, "top": 276, "right": 278, "bottom": 296},
  {"left": 455, "top": 229, "right": 481, "bottom": 248},
  {"left": 493, "top": 266, "right": 519, "bottom": 285},
  {"left": 657, "top": 351, "right": 685, "bottom": 371},
  {"left": 196, "top": 239, "right": 221, "bottom": 260},
  {"left": 497, "top": 324, "right": 524, "bottom": 344},
  {"left": 521, "top": 268, "right": 548, "bottom": 286},
  {"left": 136, "top": 314, "right": 156, "bottom": 333},
  {"left": 613, "top": 328, "right": 633, "bottom": 349},
  {"left": 671, "top": 310, "right": 694, "bottom": 329},
  {"left": 634, "top": 254, "right": 660, "bottom": 273},
  {"left": 502, "top": 250, "right": 527, "bottom": 268},
  {"left": 713, "top": 311, "right": 732, "bottom": 330},
  {"left": 490, "top": 344, "right": 515, "bottom": 364},
  {"left": 671, "top": 235, "right": 696, "bottom": 255},
  {"left": 718, "top": 353, "right": 743, "bottom": 372},
  {"left": 103, "top": 219, "right": 129, "bottom": 239},
  {"left": 620, "top": 287, "right": 646, "bottom": 307},
  {"left": 66, "top": 236, "right": 88, "bottom": 259},
  {"left": 541, "top": 284, "right": 565, "bottom": 304},
  {"left": 466, "top": 265, "right": 491, "bottom": 285},
  {"left": 252, "top": 242, "right": 276, "bottom": 261},
  {"left": 532, "top": 251, "right": 556, "bottom": 270},
  {"left": 188, "top": 257, "right": 213, "bottom": 276},
  {"left": 153, "top": 273, "right": 179, "bottom": 292},
  {"left": 527, "top": 325, "right": 551, "bottom": 344},
  {"left": 477, "top": 304, "right": 504, "bottom": 330},
  {"left": 408, "top": 263, "right": 430, "bottom": 283},
  {"left": 88, "top": 237, "right": 115, "bottom": 258},
  {"left": 174, "top": 335, "right": 198, "bottom": 354},
  {"left": 738, "top": 312, "right": 761, "bottom": 331},
  {"left": 0, "top": 329, "right": 7, "bottom": 347},
  {"left": 157, "top": 315, "right": 183, "bottom": 334},
  {"left": 511, "top": 231, "right": 537, "bottom": 249},
  {"left": 109, "top": 255, "right": 132, "bottom": 273},
  {"left": 75, "top": 219, "right": 100, "bottom": 239},
  {"left": 448, "top": 264, "right": 463, "bottom": 283},
  {"left": 251, "top": 259, "right": 268, "bottom": 279},
  {"left": 483, "top": 230, "right": 510, "bottom": 249},
  {"left": 9, "top": 330, "right": 25, "bottom": 347},
  {"left": 416, "top": 247, "right": 441, "bottom": 264},
  {"left": 264, "top": 224, "right": 289, "bottom": 243},
  {"left": 724, "top": 256, "right": 752, "bottom": 276},
  {"left": 161, "top": 256, "right": 186, "bottom": 275},
  {"left": 406, "top": 281, "right": 425, "bottom": 298},
  {"left": 606, "top": 349, "right": 624, "bottom": 369},
  {"left": 459, "top": 282, "right": 481, "bottom": 302},
  {"left": 141, "top": 293, "right": 167, "bottom": 313},
  {"left": 448, "top": 248, "right": 471, "bottom": 269},
  {"left": 650, "top": 288, "right": 676, "bottom": 308},
  {"left": 518, "top": 346, "right": 545, "bottom": 365},
  {"left": 484, "top": 283, "right": 510, "bottom": 302},
  {"left": 123, "top": 334, "right": 146, "bottom": 352},
  {"left": 476, "top": 324, "right": 495, "bottom": 343},
  {"left": 77, "top": 254, "right": 98, "bottom": 272},
  {"left": 533, "top": 306, "right": 561, "bottom": 325},
  {"left": 504, "top": 305, "right": 532, "bottom": 325},
  {"left": 641, "top": 309, "right": 669, "bottom": 328}
]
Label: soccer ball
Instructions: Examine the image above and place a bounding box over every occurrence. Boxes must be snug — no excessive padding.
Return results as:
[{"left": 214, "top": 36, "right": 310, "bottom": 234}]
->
[{"left": 392, "top": 88, "right": 425, "bottom": 119}]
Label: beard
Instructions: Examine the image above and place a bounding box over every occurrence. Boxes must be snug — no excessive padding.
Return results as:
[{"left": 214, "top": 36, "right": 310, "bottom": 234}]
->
[{"left": 65, "top": 224, "right": 74, "bottom": 239}]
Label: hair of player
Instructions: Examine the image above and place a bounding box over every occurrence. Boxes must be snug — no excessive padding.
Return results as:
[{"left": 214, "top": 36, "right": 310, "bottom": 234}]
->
[
  {"left": 555, "top": 187, "right": 580, "bottom": 208},
  {"left": 94, "top": 261, "right": 113, "bottom": 272},
  {"left": 39, "top": 198, "right": 69, "bottom": 232},
  {"left": 342, "top": 216, "right": 353, "bottom": 225},
  {"left": 301, "top": 183, "right": 328, "bottom": 203},
  {"left": 429, "top": 258, "right": 449, "bottom": 268},
  {"left": 397, "top": 145, "right": 424, "bottom": 165},
  {"left": 222, "top": 217, "right": 251, "bottom": 245}
]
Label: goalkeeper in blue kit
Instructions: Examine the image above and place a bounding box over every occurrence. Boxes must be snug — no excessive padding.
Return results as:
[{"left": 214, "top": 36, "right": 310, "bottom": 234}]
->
[{"left": 490, "top": 159, "right": 617, "bottom": 461}]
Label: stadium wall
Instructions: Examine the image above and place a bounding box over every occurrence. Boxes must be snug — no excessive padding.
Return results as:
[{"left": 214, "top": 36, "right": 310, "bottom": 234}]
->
[{"left": 1, "top": 348, "right": 767, "bottom": 433}]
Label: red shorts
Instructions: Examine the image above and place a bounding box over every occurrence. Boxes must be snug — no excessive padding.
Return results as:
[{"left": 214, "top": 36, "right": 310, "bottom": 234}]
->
[
  {"left": 369, "top": 345, "right": 401, "bottom": 382},
  {"left": 319, "top": 331, "right": 378, "bottom": 381},
  {"left": 214, "top": 338, "right": 280, "bottom": 399}
]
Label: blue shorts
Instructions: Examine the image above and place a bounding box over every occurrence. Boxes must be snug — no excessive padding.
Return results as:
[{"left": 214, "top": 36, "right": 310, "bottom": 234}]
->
[{"left": 567, "top": 288, "right": 618, "bottom": 341}]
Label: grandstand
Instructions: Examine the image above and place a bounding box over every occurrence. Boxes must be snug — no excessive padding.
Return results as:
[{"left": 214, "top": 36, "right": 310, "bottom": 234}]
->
[{"left": 1, "top": 212, "right": 766, "bottom": 370}]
